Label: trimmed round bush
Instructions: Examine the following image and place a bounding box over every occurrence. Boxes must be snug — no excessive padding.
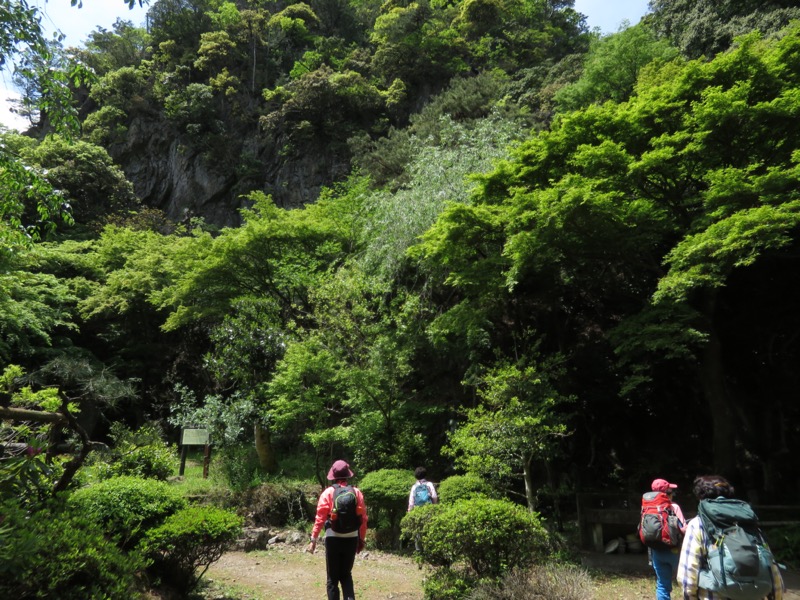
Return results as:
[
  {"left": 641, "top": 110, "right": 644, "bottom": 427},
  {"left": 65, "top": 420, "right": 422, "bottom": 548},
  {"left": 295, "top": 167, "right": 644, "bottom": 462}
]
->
[
  {"left": 437, "top": 474, "right": 493, "bottom": 504},
  {"left": 420, "top": 498, "right": 550, "bottom": 579},
  {"left": 359, "top": 468, "right": 415, "bottom": 510},
  {"left": 68, "top": 476, "right": 187, "bottom": 548},
  {"left": 400, "top": 502, "right": 437, "bottom": 548},
  {"left": 139, "top": 505, "right": 244, "bottom": 590},
  {"left": 0, "top": 499, "right": 145, "bottom": 599},
  {"left": 360, "top": 468, "right": 416, "bottom": 549}
]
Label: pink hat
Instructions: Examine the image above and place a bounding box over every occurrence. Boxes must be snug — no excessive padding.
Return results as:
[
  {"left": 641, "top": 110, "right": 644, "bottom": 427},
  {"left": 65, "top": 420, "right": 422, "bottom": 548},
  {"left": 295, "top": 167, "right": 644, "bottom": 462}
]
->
[
  {"left": 327, "top": 460, "right": 354, "bottom": 480},
  {"left": 652, "top": 478, "right": 678, "bottom": 492}
]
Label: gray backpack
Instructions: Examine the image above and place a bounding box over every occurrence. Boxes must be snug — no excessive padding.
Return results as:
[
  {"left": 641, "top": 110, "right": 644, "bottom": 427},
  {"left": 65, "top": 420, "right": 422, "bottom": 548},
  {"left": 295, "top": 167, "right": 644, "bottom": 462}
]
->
[{"left": 697, "top": 498, "right": 777, "bottom": 600}]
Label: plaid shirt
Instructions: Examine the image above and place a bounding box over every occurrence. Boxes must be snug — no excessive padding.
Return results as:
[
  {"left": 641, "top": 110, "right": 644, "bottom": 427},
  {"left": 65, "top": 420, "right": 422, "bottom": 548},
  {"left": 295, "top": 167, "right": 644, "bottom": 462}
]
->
[{"left": 677, "top": 516, "right": 784, "bottom": 600}]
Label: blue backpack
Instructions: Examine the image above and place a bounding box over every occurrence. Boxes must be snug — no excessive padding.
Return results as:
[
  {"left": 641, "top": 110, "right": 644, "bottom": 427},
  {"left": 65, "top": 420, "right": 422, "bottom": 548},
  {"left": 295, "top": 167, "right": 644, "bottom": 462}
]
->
[
  {"left": 697, "top": 498, "right": 777, "bottom": 600},
  {"left": 413, "top": 482, "right": 432, "bottom": 507}
]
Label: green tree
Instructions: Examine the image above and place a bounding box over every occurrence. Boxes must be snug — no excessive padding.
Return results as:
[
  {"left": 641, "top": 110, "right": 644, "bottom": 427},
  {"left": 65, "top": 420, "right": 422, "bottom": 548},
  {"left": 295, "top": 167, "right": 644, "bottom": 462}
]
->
[
  {"left": 554, "top": 22, "right": 678, "bottom": 111},
  {"left": 413, "top": 24, "right": 800, "bottom": 487},
  {"left": 77, "top": 18, "right": 151, "bottom": 76},
  {"left": 648, "top": 0, "right": 800, "bottom": 59},
  {"left": 444, "top": 358, "right": 571, "bottom": 510},
  {"left": 20, "top": 136, "right": 139, "bottom": 233},
  {"left": 1, "top": 0, "right": 146, "bottom": 256}
]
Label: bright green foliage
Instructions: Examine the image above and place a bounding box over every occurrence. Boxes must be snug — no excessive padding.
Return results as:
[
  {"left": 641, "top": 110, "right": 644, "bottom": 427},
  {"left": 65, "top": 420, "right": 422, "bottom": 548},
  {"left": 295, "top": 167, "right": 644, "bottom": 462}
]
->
[
  {"left": 155, "top": 193, "right": 354, "bottom": 331},
  {"left": 0, "top": 499, "right": 145, "bottom": 600},
  {"left": 93, "top": 423, "right": 178, "bottom": 481},
  {"left": 359, "top": 468, "right": 414, "bottom": 543},
  {"left": 0, "top": 264, "right": 79, "bottom": 360},
  {"left": 80, "top": 225, "right": 210, "bottom": 322},
  {"left": 412, "top": 23, "right": 800, "bottom": 478},
  {"left": 415, "top": 497, "right": 549, "bottom": 578},
  {"left": 89, "top": 65, "right": 149, "bottom": 110},
  {"left": 261, "top": 65, "right": 386, "bottom": 143},
  {"left": 139, "top": 505, "right": 243, "bottom": 590},
  {"left": 555, "top": 23, "right": 679, "bottom": 110},
  {"left": 421, "top": 565, "right": 476, "bottom": 600},
  {"left": 444, "top": 359, "right": 571, "bottom": 510},
  {"left": 164, "top": 82, "right": 216, "bottom": 129},
  {"left": 264, "top": 334, "right": 346, "bottom": 439},
  {"left": 68, "top": 476, "right": 187, "bottom": 549},
  {"left": 437, "top": 473, "right": 493, "bottom": 503},
  {"left": 279, "top": 268, "right": 427, "bottom": 471},
  {"left": 359, "top": 468, "right": 415, "bottom": 510},
  {"left": 78, "top": 18, "right": 151, "bottom": 76}
]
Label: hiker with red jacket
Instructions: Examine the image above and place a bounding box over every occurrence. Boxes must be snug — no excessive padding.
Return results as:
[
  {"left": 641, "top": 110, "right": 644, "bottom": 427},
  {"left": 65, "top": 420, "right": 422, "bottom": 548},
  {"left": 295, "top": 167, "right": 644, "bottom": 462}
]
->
[
  {"left": 643, "top": 478, "right": 687, "bottom": 600},
  {"left": 307, "top": 460, "right": 368, "bottom": 600}
]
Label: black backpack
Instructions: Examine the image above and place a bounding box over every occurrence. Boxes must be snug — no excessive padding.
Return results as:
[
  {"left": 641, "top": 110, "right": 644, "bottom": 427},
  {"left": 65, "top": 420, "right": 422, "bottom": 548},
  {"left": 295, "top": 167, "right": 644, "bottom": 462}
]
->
[{"left": 327, "top": 484, "right": 362, "bottom": 534}]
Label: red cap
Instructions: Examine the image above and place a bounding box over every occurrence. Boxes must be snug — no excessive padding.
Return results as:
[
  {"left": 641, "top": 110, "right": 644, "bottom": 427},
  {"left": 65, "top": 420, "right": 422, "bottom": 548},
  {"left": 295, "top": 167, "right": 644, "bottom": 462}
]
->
[{"left": 651, "top": 478, "right": 678, "bottom": 492}]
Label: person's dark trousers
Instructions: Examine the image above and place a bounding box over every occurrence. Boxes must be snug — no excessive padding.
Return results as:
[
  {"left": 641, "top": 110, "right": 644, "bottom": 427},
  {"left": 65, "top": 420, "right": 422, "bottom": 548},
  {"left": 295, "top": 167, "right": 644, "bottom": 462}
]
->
[{"left": 325, "top": 535, "right": 358, "bottom": 600}]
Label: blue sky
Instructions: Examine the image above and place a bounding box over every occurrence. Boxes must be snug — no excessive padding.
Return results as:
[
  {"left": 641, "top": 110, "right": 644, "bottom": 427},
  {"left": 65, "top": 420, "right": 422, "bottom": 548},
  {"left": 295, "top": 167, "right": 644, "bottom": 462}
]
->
[{"left": 0, "top": 0, "right": 652, "bottom": 130}]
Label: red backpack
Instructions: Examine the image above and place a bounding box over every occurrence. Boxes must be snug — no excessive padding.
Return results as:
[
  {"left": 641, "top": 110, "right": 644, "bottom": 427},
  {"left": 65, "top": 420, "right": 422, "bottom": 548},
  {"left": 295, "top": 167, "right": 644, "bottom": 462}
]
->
[{"left": 638, "top": 491, "right": 683, "bottom": 549}]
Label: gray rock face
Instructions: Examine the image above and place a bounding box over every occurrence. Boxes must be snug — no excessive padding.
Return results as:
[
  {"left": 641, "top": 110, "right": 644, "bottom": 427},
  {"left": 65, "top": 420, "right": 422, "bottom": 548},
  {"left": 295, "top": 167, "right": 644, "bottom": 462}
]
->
[{"left": 109, "top": 115, "right": 351, "bottom": 228}]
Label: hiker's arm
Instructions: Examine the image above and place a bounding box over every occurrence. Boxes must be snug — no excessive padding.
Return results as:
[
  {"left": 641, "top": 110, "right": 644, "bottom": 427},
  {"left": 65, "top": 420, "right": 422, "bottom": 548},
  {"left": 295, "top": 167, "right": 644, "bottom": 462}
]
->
[
  {"left": 676, "top": 518, "right": 703, "bottom": 599},
  {"left": 357, "top": 488, "right": 368, "bottom": 544},
  {"left": 429, "top": 482, "right": 439, "bottom": 504},
  {"left": 307, "top": 487, "right": 333, "bottom": 553},
  {"left": 672, "top": 503, "right": 687, "bottom": 532}
]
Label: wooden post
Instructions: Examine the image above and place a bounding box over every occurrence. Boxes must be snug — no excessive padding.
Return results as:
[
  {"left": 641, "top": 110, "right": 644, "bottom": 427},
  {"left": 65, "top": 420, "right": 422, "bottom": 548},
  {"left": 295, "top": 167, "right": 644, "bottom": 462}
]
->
[
  {"left": 179, "top": 444, "right": 188, "bottom": 476},
  {"left": 202, "top": 443, "right": 211, "bottom": 479}
]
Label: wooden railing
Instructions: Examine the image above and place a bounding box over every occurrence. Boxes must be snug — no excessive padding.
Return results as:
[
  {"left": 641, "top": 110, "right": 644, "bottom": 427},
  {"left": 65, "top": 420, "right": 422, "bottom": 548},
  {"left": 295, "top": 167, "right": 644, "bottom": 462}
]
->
[{"left": 576, "top": 493, "right": 800, "bottom": 552}]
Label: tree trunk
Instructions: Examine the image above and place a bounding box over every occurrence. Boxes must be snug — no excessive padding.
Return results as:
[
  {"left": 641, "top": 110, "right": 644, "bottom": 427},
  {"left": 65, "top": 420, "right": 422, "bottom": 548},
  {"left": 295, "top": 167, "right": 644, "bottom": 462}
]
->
[
  {"left": 698, "top": 293, "right": 737, "bottom": 478},
  {"left": 523, "top": 456, "right": 537, "bottom": 511},
  {"left": 254, "top": 422, "right": 278, "bottom": 473}
]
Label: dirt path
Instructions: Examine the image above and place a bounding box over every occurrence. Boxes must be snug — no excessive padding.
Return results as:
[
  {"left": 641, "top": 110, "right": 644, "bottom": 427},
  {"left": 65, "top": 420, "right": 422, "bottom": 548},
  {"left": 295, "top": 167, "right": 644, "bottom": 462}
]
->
[
  {"left": 205, "top": 546, "right": 799, "bottom": 600},
  {"left": 581, "top": 552, "right": 800, "bottom": 600},
  {"left": 206, "top": 547, "right": 423, "bottom": 600}
]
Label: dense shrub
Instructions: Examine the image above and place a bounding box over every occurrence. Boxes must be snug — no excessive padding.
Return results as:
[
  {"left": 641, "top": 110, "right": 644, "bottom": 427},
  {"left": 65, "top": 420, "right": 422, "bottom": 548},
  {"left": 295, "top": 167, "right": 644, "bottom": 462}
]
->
[
  {"left": 767, "top": 524, "right": 800, "bottom": 568},
  {"left": 0, "top": 499, "right": 145, "bottom": 599},
  {"left": 360, "top": 468, "right": 415, "bottom": 548},
  {"left": 423, "top": 566, "right": 478, "bottom": 600},
  {"left": 217, "top": 444, "right": 268, "bottom": 491},
  {"left": 400, "top": 502, "right": 437, "bottom": 550},
  {"left": 139, "top": 505, "right": 243, "bottom": 590},
  {"left": 68, "top": 476, "right": 187, "bottom": 548},
  {"left": 418, "top": 498, "right": 550, "bottom": 578},
  {"left": 437, "top": 474, "right": 493, "bottom": 504},
  {"left": 467, "top": 563, "right": 594, "bottom": 600},
  {"left": 236, "top": 480, "right": 315, "bottom": 526},
  {"left": 95, "top": 424, "right": 177, "bottom": 481}
]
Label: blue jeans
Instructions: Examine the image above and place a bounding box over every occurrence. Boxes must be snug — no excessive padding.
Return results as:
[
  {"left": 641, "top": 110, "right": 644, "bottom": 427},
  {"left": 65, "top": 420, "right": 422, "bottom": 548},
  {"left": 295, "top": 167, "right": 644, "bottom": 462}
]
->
[{"left": 651, "top": 547, "right": 679, "bottom": 600}]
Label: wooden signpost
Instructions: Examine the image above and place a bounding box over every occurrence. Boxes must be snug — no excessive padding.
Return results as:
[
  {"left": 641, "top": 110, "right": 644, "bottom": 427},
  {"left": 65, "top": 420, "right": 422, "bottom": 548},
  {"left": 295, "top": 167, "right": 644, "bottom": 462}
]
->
[{"left": 179, "top": 427, "right": 211, "bottom": 478}]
